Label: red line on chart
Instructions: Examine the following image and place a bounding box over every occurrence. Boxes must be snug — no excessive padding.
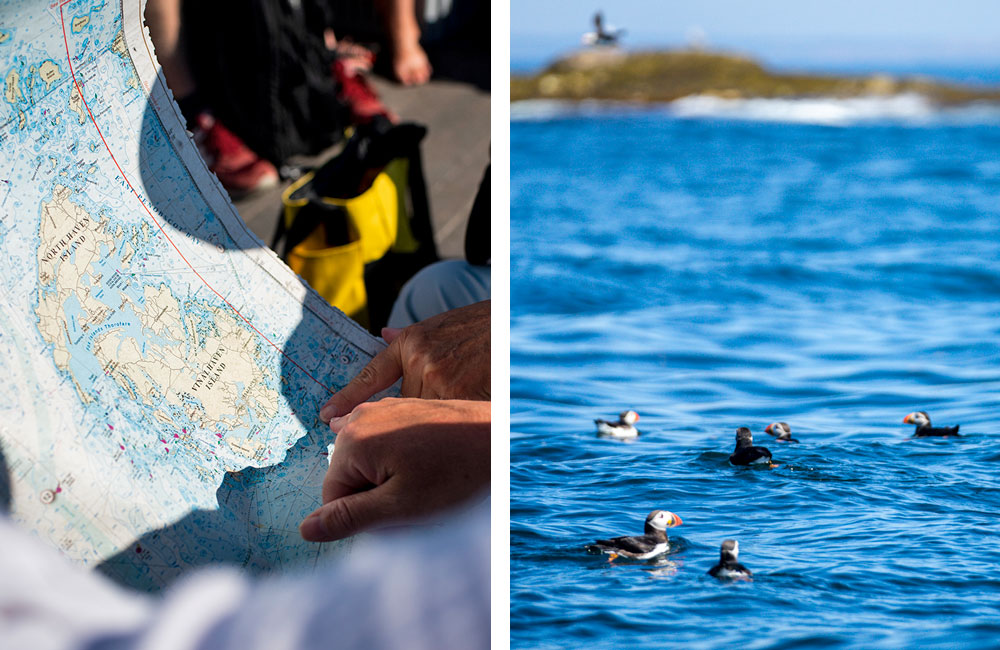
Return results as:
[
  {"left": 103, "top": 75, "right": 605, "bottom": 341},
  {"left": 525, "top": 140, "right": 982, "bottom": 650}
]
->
[{"left": 58, "top": 2, "right": 332, "bottom": 394}]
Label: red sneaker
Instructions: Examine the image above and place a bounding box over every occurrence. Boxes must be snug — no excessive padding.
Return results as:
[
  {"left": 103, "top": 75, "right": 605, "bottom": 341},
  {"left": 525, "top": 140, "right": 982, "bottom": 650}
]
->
[
  {"left": 192, "top": 112, "right": 279, "bottom": 196},
  {"left": 333, "top": 39, "right": 375, "bottom": 73},
  {"left": 333, "top": 59, "right": 397, "bottom": 125}
]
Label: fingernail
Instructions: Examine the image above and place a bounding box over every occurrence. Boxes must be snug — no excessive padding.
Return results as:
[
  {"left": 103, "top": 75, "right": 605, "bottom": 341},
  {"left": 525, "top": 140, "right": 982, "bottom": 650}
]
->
[
  {"left": 300, "top": 510, "right": 329, "bottom": 541},
  {"left": 328, "top": 414, "right": 347, "bottom": 432},
  {"left": 319, "top": 404, "right": 338, "bottom": 422}
]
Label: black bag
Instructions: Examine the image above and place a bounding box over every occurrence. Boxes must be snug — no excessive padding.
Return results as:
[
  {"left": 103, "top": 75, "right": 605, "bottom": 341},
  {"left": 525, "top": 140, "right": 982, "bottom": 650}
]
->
[{"left": 181, "top": 0, "right": 351, "bottom": 166}]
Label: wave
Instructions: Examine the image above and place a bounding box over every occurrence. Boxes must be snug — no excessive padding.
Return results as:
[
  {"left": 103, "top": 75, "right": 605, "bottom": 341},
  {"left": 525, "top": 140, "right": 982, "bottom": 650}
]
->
[
  {"left": 511, "top": 94, "right": 1000, "bottom": 127},
  {"left": 509, "top": 99, "right": 647, "bottom": 122},
  {"left": 669, "top": 93, "right": 1000, "bottom": 126}
]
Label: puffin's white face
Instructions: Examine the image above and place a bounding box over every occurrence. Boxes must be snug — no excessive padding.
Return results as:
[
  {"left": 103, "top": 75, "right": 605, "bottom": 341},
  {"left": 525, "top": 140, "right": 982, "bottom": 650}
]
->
[
  {"left": 766, "top": 422, "right": 789, "bottom": 437},
  {"left": 647, "top": 510, "right": 683, "bottom": 531},
  {"left": 621, "top": 410, "right": 639, "bottom": 425},
  {"left": 721, "top": 539, "right": 739, "bottom": 559},
  {"left": 904, "top": 411, "right": 930, "bottom": 427}
]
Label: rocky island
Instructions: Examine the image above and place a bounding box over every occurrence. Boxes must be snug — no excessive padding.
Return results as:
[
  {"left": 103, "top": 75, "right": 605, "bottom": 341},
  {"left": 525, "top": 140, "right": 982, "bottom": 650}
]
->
[{"left": 511, "top": 49, "right": 1000, "bottom": 105}]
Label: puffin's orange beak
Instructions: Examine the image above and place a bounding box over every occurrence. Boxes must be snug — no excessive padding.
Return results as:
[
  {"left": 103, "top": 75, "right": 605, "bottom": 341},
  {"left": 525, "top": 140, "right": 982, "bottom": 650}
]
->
[
  {"left": 765, "top": 424, "right": 772, "bottom": 434},
  {"left": 903, "top": 414, "right": 913, "bottom": 424},
  {"left": 668, "top": 512, "right": 683, "bottom": 527}
]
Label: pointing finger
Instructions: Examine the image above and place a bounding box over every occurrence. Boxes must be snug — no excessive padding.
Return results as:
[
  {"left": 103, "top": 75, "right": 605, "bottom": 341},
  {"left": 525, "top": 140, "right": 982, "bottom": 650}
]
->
[{"left": 320, "top": 342, "right": 403, "bottom": 422}]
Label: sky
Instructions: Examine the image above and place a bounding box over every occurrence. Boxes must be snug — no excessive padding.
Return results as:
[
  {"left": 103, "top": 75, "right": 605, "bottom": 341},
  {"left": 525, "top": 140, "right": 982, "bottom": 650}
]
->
[{"left": 510, "top": 1, "right": 1000, "bottom": 78}]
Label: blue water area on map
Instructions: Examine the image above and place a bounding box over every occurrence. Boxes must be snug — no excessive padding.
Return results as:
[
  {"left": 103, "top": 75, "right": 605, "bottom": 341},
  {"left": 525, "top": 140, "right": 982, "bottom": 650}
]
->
[{"left": 511, "top": 104, "right": 1000, "bottom": 649}]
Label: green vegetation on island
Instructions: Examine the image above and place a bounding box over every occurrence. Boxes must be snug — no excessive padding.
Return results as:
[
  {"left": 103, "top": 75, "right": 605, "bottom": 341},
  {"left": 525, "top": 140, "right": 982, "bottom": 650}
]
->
[{"left": 511, "top": 49, "right": 1000, "bottom": 105}]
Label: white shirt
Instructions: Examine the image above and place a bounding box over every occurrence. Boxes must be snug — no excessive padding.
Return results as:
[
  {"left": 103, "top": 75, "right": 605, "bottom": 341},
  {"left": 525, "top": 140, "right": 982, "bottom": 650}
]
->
[{"left": 0, "top": 505, "right": 489, "bottom": 650}]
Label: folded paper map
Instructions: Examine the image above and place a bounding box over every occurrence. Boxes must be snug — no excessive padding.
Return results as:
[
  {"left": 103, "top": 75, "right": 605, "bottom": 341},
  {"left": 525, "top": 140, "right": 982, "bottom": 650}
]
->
[{"left": 0, "top": 0, "right": 385, "bottom": 590}]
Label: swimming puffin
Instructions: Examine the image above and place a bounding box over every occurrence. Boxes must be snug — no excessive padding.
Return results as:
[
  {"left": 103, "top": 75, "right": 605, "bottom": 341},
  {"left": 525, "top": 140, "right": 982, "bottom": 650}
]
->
[
  {"left": 708, "top": 539, "right": 753, "bottom": 580},
  {"left": 585, "top": 510, "right": 682, "bottom": 562},
  {"left": 595, "top": 410, "right": 640, "bottom": 439},
  {"left": 903, "top": 411, "right": 960, "bottom": 437},
  {"left": 764, "top": 422, "right": 799, "bottom": 443},
  {"left": 729, "top": 427, "right": 774, "bottom": 466}
]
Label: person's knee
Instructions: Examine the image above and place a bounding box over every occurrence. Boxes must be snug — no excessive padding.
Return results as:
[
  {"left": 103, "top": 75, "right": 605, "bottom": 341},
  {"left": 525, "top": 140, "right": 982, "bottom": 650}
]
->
[{"left": 388, "top": 260, "right": 490, "bottom": 328}]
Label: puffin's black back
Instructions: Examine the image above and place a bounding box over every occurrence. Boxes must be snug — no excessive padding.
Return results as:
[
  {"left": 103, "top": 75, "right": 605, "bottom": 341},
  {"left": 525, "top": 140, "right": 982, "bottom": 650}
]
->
[
  {"left": 730, "top": 428, "right": 771, "bottom": 465},
  {"left": 914, "top": 424, "right": 960, "bottom": 437},
  {"left": 708, "top": 560, "right": 752, "bottom": 577}
]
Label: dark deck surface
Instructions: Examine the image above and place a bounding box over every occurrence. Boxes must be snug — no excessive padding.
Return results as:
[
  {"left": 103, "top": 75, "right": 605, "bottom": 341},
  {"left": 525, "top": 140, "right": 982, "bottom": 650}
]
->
[{"left": 233, "top": 76, "right": 490, "bottom": 260}]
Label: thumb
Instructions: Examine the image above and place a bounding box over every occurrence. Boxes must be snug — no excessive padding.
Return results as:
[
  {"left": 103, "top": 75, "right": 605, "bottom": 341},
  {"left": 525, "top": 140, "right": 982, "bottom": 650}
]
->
[
  {"left": 299, "top": 487, "right": 393, "bottom": 542},
  {"left": 319, "top": 341, "right": 403, "bottom": 422}
]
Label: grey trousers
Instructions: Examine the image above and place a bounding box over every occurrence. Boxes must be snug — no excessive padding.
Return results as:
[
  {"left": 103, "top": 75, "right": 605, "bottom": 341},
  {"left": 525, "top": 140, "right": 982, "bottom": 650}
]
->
[{"left": 387, "top": 260, "right": 490, "bottom": 328}]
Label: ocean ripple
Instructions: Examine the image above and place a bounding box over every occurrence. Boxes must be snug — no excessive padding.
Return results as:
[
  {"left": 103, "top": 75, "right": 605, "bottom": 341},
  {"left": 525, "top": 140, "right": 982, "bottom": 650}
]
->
[{"left": 512, "top": 109, "right": 1000, "bottom": 648}]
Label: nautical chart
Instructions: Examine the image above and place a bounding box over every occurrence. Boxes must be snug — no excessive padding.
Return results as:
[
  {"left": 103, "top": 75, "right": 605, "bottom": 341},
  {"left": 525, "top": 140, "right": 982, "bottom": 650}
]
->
[{"left": 0, "top": 0, "right": 386, "bottom": 590}]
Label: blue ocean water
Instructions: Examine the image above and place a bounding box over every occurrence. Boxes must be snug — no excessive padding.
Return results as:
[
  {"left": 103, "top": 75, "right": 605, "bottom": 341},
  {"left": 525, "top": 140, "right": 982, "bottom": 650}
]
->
[{"left": 510, "top": 103, "right": 1000, "bottom": 649}]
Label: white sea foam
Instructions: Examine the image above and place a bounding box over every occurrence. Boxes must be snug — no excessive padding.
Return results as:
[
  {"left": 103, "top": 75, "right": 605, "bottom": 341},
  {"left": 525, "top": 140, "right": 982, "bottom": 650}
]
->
[
  {"left": 669, "top": 93, "right": 943, "bottom": 126},
  {"left": 511, "top": 94, "right": 1000, "bottom": 127},
  {"left": 509, "top": 99, "right": 646, "bottom": 122},
  {"left": 674, "top": 93, "right": 1000, "bottom": 126}
]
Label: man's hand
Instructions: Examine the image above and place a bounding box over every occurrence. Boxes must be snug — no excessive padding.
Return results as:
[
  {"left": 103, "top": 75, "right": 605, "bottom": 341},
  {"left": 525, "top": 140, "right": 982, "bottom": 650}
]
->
[
  {"left": 300, "top": 398, "right": 490, "bottom": 542},
  {"left": 392, "top": 41, "right": 432, "bottom": 86},
  {"left": 319, "top": 301, "right": 490, "bottom": 422}
]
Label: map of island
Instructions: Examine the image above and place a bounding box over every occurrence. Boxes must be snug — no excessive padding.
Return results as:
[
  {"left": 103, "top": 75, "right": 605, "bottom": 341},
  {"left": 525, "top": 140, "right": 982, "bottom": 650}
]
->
[{"left": 0, "top": 0, "right": 388, "bottom": 590}]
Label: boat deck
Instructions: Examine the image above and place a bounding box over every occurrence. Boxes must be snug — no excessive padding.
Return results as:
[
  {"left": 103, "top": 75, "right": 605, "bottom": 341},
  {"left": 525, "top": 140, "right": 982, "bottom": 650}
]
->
[{"left": 233, "top": 76, "right": 491, "bottom": 259}]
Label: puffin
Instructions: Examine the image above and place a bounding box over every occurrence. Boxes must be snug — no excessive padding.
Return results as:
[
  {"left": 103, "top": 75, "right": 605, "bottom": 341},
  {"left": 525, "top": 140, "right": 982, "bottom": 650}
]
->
[
  {"left": 585, "top": 510, "right": 682, "bottom": 562},
  {"left": 764, "top": 421, "right": 799, "bottom": 443},
  {"left": 729, "top": 427, "right": 774, "bottom": 466},
  {"left": 595, "top": 410, "right": 640, "bottom": 439},
  {"left": 903, "top": 411, "right": 960, "bottom": 437},
  {"left": 708, "top": 539, "right": 753, "bottom": 580}
]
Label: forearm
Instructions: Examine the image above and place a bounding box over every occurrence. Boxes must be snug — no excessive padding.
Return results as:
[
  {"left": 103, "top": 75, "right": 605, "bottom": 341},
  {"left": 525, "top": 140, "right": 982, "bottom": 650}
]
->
[{"left": 374, "top": 0, "right": 422, "bottom": 46}]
